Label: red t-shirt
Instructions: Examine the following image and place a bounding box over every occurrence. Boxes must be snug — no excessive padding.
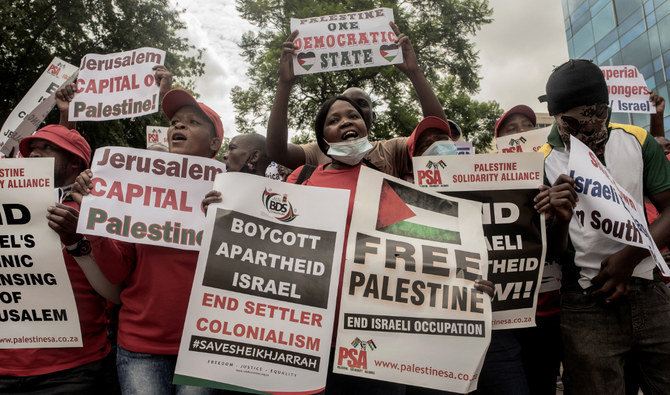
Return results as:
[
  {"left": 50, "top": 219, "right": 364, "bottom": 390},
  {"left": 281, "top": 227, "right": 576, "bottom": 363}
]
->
[
  {"left": 288, "top": 163, "right": 362, "bottom": 343},
  {"left": 0, "top": 200, "right": 110, "bottom": 376},
  {"left": 90, "top": 238, "right": 199, "bottom": 355}
]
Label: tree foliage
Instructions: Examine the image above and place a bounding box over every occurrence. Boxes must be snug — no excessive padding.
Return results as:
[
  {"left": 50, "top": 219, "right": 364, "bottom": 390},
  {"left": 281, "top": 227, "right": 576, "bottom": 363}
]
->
[
  {"left": 0, "top": 0, "right": 204, "bottom": 152},
  {"left": 232, "top": 0, "right": 499, "bottom": 150}
]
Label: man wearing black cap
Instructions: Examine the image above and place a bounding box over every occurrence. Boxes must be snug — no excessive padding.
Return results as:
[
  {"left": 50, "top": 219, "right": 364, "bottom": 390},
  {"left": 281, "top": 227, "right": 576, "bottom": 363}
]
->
[{"left": 535, "top": 59, "right": 670, "bottom": 394}]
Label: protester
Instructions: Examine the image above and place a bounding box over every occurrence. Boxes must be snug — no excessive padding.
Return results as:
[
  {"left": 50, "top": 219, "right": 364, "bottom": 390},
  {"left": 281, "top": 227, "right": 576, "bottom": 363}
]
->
[
  {"left": 494, "top": 105, "right": 537, "bottom": 138},
  {"left": 401, "top": 115, "right": 455, "bottom": 182},
  {"left": 266, "top": 22, "right": 446, "bottom": 178},
  {"left": 536, "top": 59, "right": 670, "bottom": 394},
  {"left": 649, "top": 91, "right": 666, "bottom": 138},
  {"left": 494, "top": 102, "right": 564, "bottom": 394},
  {"left": 73, "top": 89, "right": 224, "bottom": 395},
  {"left": 0, "top": 125, "right": 120, "bottom": 394},
  {"left": 223, "top": 132, "right": 271, "bottom": 175},
  {"left": 655, "top": 135, "right": 670, "bottom": 155}
]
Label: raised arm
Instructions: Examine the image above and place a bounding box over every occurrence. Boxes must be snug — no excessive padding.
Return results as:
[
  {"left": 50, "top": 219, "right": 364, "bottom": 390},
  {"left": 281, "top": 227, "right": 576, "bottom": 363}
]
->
[
  {"left": 56, "top": 82, "right": 77, "bottom": 129},
  {"left": 266, "top": 30, "right": 308, "bottom": 169},
  {"left": 390, "top": 22, "right": 446, "bottom": 121},
  {"left": 649, "top": 91, "right": 666, "bottom": 137}
]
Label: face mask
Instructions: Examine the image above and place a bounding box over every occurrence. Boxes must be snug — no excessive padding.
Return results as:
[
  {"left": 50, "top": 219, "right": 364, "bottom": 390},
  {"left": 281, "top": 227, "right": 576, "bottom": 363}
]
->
[
  {"left": 556, "top": 103, "right": 608, "bottom": 157},
  {"left": 326, "top": 137, "right": 373, "bottom": 166},
  {"left": 422, "top": 140, "right": 457, "bottom": 156}
]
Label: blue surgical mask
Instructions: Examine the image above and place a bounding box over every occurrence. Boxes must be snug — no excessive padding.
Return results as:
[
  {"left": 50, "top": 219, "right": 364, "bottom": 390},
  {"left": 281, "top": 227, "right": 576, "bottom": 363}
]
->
[
  {"left": 422, "top": 140, "right": 457, "bottom": 156},
  {"left": 325, "top": 137, "right": 373, "bottom": 166}
]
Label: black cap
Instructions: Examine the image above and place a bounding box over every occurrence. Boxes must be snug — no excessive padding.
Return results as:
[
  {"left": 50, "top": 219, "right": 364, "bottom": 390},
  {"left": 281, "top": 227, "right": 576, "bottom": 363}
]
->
[{"left": 538, "top": 59, "right": 609, "bottom": 115}]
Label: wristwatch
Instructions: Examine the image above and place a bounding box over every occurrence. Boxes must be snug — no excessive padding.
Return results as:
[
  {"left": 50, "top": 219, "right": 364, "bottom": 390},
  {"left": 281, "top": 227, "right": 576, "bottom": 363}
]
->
[{"left": 66, "top": 237, "right": 92, "bottom": 257}]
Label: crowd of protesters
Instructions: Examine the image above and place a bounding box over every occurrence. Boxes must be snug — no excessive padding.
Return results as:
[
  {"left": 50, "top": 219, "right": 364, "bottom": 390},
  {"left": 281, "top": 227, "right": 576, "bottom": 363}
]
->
[{"left": 1, "top": 19, "right": 670, "bottom": 395}]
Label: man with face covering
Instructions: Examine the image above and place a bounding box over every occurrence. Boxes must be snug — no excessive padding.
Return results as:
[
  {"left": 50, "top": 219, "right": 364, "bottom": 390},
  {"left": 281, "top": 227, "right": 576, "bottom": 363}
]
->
[{"left": 535, "top": 59, "right": 670, "bottom": 395}]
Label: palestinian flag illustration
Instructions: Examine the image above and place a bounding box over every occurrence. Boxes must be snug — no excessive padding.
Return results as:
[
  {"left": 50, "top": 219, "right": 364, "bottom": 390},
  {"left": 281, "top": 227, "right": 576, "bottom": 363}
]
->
[
  {"left": 297, "top": 52, "right": 316, "bottom": 71},
  {"left": 376, "top": 179, "right": 461, "bottom": 244},
  {"left": 379, "top": 44, "right": 399, "bottom": 62}
]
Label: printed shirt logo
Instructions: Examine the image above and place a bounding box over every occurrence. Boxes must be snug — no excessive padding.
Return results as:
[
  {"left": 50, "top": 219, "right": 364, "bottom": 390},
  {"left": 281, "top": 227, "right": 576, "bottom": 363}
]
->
[{"left": 262, "top": 188, "right": 297, "bottom": 222}]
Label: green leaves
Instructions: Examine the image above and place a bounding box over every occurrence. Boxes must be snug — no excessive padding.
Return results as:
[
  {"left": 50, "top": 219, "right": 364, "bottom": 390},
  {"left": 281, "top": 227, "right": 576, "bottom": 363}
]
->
[
  {"left": 1, "top": 0, "right": 204, "bottom": 152},
  {"left": 232, "top": 0, "right": 500, "bottom": 147}
]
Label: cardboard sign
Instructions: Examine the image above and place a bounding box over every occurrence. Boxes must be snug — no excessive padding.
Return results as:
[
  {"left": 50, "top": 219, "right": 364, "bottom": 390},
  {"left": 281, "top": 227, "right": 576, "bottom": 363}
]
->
[
  {"left": 76, "top": 147, "right": 226, "bottom": 251},
  {"left": 334, "top": 167, "right": 490, "bottom": 393},
  {"left": 495, "top": 126, "right": 551, "bottom": 154},
  {"left": 601, "top": 65, "right": 653, "bottom": 114},
  {"left": 1, "top": 57, "right": 78, "bottom": 157},
  {"left": 567, "top": 136, "right": 668, "bottom": 275},
  {"left": 174, "top": 173, "right": 348, "bottom": 394},
  {"left": 290, "top": 8, "right": 402, "bottom": 75},
  {"left": 412, "top": 153, "right": 546, "bottom": 329},
  {"left": 69, "top": 47, "right": 165, "bottom": 121},
  {"left": 0, "top": 158, "right": 82, "bottom": 348}
]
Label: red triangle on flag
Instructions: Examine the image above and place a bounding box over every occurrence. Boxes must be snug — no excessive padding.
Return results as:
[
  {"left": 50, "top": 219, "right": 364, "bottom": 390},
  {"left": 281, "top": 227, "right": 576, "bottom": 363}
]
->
[{"left": 376, "top": 179, "right": 416, "bottom": 230}]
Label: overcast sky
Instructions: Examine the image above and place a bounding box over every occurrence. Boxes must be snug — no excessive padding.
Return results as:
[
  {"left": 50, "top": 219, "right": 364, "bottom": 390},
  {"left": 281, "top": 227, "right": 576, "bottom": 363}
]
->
[{"left": 173, "top": 0, "right": 569, "bottom": 137}]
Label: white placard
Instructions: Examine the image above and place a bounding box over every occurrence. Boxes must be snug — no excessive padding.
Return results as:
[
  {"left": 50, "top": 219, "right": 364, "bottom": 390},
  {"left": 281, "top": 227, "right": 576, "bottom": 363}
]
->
[
  {"left": 76, "top": 147, "right": 226, "bottom": 251},
  {"left": 290, "top": 8, "right": 402, "bottom": 75}
]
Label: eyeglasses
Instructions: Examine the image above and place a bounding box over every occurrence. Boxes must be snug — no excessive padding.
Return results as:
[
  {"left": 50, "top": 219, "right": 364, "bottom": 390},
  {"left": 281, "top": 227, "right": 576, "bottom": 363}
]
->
[{"left": 560, "top": 103, "right": 608, "bottom": 135}]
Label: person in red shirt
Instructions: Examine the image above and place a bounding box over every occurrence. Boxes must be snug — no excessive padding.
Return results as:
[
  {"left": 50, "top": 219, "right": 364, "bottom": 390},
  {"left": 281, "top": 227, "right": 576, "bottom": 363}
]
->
[
  {"left": 0, "top": 125, "right": 120, "bottom": 394},
  {"left": 74, "top": 89, "right": 225, "bottom": 395}
]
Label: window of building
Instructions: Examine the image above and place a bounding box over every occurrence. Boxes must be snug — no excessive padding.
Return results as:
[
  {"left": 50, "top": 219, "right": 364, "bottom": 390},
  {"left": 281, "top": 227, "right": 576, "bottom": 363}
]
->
[
  {"left": 593, "top": 4, "right": 616, "bottom": 42},
  {"left": 614, "top": 0, "right": 643, "bottom": 22},
  {"left": 621, "top": 33, "right": 652, "bottom": 67},
  {"left": 573, "top": 22, "right": 595, "bottom": 57}
]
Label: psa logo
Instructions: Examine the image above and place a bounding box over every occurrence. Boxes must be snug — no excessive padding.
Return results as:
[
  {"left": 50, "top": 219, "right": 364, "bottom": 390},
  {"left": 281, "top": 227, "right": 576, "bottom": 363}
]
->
[
  {"left": 501, "top": 136, "right": 527, "bottom": 153},
  {"left": 337, "top": 338, "right": 376, "bottom": 369},
  {"left": 262, "top": 188, "right": 297, "bottom": 222},
  {"left": 416, "top": 160, "right": 446, "bottom": 186}
]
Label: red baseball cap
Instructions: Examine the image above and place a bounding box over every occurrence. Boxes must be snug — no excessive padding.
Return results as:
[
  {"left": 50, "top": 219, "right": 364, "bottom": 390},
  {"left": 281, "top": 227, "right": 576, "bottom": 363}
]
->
[
  {"left": 494, "top": 105, "right": 536, "bottom": 137},
  {"left": 162, "top": 89, "right": 224, "bottom": 154},
  {"left": 19, "top": 124, "right": 91, "bottom": 166},
  {"left": 407, "top": 116, "right": 452, "bottom": 158}
]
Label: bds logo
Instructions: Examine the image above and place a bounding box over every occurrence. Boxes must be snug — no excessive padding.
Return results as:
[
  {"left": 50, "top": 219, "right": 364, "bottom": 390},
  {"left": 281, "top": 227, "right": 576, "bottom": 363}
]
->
[
  {"left": 262, "top": 188, "right": 297, "bottom": 222},
  {"left": 337, "top": 347, "right": 367, "bottom": 369}
]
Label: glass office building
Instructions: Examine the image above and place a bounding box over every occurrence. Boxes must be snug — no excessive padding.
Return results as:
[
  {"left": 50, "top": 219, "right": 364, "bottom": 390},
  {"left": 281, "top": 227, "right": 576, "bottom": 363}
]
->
[{"left": 561, "top": 0, "right": 670, "bottom": 135}]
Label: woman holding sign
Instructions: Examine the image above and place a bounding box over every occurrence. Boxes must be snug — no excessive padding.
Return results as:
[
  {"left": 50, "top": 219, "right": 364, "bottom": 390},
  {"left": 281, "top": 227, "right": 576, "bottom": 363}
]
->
[{"left": 270, "top": 30, "right": 494, "bottom": 394}]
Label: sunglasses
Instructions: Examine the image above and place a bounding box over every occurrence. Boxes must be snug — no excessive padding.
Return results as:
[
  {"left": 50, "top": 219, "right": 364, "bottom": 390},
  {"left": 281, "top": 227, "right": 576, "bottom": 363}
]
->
[{"left": 560, "top": 103, "right": 609, "bottom": 135}]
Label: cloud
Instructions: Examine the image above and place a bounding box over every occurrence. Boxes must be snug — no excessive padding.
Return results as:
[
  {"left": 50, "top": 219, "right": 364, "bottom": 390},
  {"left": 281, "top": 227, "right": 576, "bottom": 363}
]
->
[
  {"left": 472, "top": 0, "right": 569, "bottom": 113},
  {"left": 173, "top": 0, "right": 569, "bottom": 136}
]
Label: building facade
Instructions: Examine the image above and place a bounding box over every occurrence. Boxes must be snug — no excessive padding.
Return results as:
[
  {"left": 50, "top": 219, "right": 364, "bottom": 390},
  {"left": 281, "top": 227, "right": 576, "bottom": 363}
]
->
[{"left": 561, "top": 0, "right": 670, "bottom": 135}]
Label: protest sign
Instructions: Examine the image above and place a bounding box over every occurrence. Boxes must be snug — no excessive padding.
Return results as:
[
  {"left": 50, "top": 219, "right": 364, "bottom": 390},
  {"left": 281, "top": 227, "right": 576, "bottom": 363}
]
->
[
  {"left": 601, "top": 65, "right": 653, "bottom": 114},
  {"left": 1, "top": 57, "right": 78, "bottom": 157},
  {"left": 69, "top": 47, "right": 165, "bottom": 121},
  {"left": 566, "top": 136, "right": 669, "bottom": 275},
  {"left": 496, "top": 126, "right": 551, "bottom": 154},
  {"left": 290, "top": 8, "right": 402, "bottom": 75},
  {"left": 146, "top": 125, "right": 169, "bottom": 150},
  {"left": 455, "top": 141, "right": 474, "bottom": 155},
  {"left": 335, "top": 167, "right": 490, "bottom": 393},
  {"left": 174, "top": 173, "right": 348, "bottom": 393},
  {"left": 76, "top": 147, "right": 226, "bottom": 251},
  {"left": 413, "top": 152, "right": 546, "bottom": 329},
  {"left": 0, "top": 158, "right": 82, "bottom": 348}
]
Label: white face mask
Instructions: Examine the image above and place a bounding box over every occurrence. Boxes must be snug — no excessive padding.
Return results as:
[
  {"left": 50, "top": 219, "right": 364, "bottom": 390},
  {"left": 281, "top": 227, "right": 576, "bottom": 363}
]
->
[
  {"left": 326, "top": 137, "right": 373, "bottom": 166},
  {"left": 422, "top": 140, "right": 457, "bottom": 156}
]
